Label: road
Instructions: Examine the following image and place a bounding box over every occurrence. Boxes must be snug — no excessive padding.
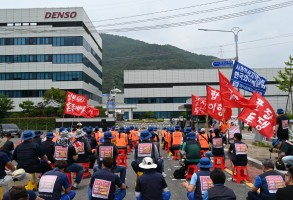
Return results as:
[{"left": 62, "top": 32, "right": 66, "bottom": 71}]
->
[{"left": 10, "top": 136, "right": 251, "bottom": 200}]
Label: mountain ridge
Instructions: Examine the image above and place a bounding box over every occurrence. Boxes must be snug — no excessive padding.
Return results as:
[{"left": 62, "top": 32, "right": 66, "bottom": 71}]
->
[{"left": 100, "top": 33, "right": 216, "bottom": 93}]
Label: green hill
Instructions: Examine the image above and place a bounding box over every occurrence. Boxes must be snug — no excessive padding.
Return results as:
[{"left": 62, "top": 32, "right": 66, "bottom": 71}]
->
[{"left": 100, "top": 34, "right": 216, "bottom": 93}]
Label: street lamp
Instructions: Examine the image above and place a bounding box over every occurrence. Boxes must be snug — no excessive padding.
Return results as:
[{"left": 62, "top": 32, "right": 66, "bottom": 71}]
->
[
  {"left": 198, "top": 27, "right": 242, "bottom": 61},
  {"left": 198, "top": 27, "right": 243, "bottom": 133}
]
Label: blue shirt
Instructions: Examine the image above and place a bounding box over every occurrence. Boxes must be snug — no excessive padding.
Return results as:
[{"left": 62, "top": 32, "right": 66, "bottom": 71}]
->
[{"left": 0, "top": 152, "right": 10, "bottom": 179}]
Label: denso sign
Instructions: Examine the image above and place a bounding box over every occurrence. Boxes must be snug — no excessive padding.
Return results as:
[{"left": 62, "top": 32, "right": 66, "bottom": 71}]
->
[{"left": 45, "top": 11, "right": 77, "bottom": 19}]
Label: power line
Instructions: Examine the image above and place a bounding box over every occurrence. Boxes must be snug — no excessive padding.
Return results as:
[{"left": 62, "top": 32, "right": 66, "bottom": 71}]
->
[
  {"left": 92, "top": 0, "right": 229, "bottom": 23},
  {"left": 96, "top": 0, "right": 274, "bottom": 27},
  {"left": 97, "top": 1, "right": 293, "bottom": 32}
]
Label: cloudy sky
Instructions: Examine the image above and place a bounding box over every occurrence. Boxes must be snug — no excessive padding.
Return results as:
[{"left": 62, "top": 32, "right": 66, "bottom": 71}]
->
[{"left": 3, "top": 0, "right": 293, "bottom": 68}]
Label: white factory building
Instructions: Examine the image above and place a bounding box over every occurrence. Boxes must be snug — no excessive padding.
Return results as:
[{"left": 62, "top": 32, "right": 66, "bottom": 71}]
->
[
  {"left": 0, "top": 8, "right": 102, "bottom": 111},
  {"left": 124, "top": 68, "right": 287, "bottom": 119}
]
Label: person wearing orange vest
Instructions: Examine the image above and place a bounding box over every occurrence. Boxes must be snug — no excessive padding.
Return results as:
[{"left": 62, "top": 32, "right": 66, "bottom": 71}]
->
[
  {"left": 116, "top": 127, "right": 128, "bottom": 151},
  {"left": 131, "top": 127, "right": 139, "bottom": 142},
  {"left": 197, "top": 128, "right": 210, "bottom": 151},
  {"left": 94, "top": 126, "right": 104, "bottom": 145},
  {"left": 110, "top": 126, "right": 117, "bottom": 144},
  {"left": 169, "top": 125, "right": 183, "bottom": 156},
  {"left": 165, "top": 127, "right": 172, "bottom": 150}
]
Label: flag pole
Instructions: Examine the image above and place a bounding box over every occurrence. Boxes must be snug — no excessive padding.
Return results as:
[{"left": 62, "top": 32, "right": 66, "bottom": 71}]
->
[{"left": 71, "top": 115, "right": 75, "bottom": 128}]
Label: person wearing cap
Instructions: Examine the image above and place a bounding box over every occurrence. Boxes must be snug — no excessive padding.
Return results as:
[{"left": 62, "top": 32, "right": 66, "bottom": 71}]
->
[
  {"left": 227, "top": 133, "right": 248, "bottom": 167},
  {"left": 40, "top": 131, "right": 56, "bottom": 164},
  {"left": 130, "top": 127, "right": 139, "bottom": 145},
  {"left": 94, "top": 126, "right": 104, "bottom": 145},
  {"left": 182, "top": 127, "right": 192, "bottom": 144},
  {"left": 135, "top": 157, "right": 171, "bottom": 200},
  {"left": 125, "top": 127, "right": 133, "bottom": 149},
  {"left": 110, "top": 126, "right": 117, "bottom": 144},
  {"left": 38, "top": 160, "right": 76, "bottom": 200},
  {"left": 89, "top": 157, "right": 126, "bottom": 200},
  {"left": 55, "top": 130, "right": 83, "bottom": 190},
  {"left": 116, "top": 127, "right": 128, "bottom": 151},
  {"left": 274, "top": 108, "right": 289, "bottom": 140},
  {"left": 1, "top": 132, "right": 14, "bottom": 160},
  {"left": 12, "top": 130, "right": 51, "bottom": 174},
  {"left": 247, "top": 159, "right": 285, "bottom": 200},
  {"left": 4, "top": 168, "right": 40, "bottom": 200},
  {"left": 73, "top": 129, "right": 96, "bottom": 169},
  {"left": 197, "top": 128, "right": 210, "bottom": 152},
  {"left": 276, "top": 166, "right": 293, "bottom": 199},
  {"left": 169, "top": 125, "right": 183, "bottom": 157},
  {"left": 95, "top": 131, "right": 127, "bottom": 185},
  {"left": 205, "top": 128, "right": 225, "bottom": 160},
  {"left": 181, "top": 132, "right": 201, "bottom": 170},
  {"left": 272, "top": 139, "right": 293, "bottom": 168},
  {"left": 85, "top": 128, "right": 98, "bottom": 150},
  {"left": 203, "top": 168, "right": 236, "bottom": 200},
  {"left": 132, "top": 130, "right": 162, "bottom": 174},
  {"left": 181, "top": 157, "right": 214, "bottom": 200},
  {"left": 33, "top": 130, "right": 43, "bottom": 145},
  {"left": 0, "top": 137, "right": 16, "bottom": 193}
]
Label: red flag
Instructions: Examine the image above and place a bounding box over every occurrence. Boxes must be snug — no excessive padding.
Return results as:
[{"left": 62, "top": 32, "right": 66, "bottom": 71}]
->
[
  {"left": 219, "top": 70, "right": 254, "bottom": 109},
  {"left": 206, "top": 85, "right": 232, "bottom": 122},
  {"left": 192, "top": 95, "right": 207, "bottom": 116},
  {"left": 83, "top": 105, "right": 100, "bottom": 118},
  {"left": 64, "top": 91, "right": 88, "bottom": 117},
  {"left": 238, "top": 92, "right": 276, "bottom": 139}
]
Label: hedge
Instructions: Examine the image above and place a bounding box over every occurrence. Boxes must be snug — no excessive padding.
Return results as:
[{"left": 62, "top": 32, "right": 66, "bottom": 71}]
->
[{"left": 0, "top": 117, "right": 55, "bottom": 131}]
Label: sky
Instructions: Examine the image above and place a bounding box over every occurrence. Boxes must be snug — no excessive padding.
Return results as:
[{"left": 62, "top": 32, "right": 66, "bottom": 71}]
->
[{"left": 2, "top": 0, "right": 293, "bottom": 68}]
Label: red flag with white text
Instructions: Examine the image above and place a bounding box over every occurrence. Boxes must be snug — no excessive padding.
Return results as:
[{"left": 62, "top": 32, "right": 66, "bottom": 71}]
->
[
  {"left": 238, "top": 92, "right": 276, "bottom": 139},
  {"left": 192, "top": 95, "right": 207, "bottom": 116},
  {"left": 206, "top": 85, "right": 232, "bottom": 122},
  {"left": 64, "top": 91, "right": 88, "bottom": 117},
  {"left": 219, "top": 70, "right": 255, "bottom": 109},
  {"left": 83, "top": 105, "right": 100, "bottom": 118}
]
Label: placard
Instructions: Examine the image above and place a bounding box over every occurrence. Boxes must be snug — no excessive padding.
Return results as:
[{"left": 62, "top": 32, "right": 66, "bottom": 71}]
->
[
  {"left": 235, "top": 143, "right": 248, "bottom": 155},
  {"left": 54, "top": 146, "right": 68, "bottom": 160},
  {"left": 92, "top": 179, "right": 111, "bottom": 199},
  {"left": 200, "top": 176, "right": 213, "bottom": 194},
  {"left": 137, "top": 143, "right": 152, "bottom": 157},
  {"left": 39, "top": 175, "right": 57, "bottom": 193},
  {"left": 265, "top": 175, "right": 285, "bottom": 193},
  {"left": 99, "top": 146, "right": 113, "bottom": 159}
]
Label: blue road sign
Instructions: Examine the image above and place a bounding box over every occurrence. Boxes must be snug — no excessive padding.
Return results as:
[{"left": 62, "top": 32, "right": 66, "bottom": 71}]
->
[{"left": 212, "top": 60, "right": 234, "bottom": 68}]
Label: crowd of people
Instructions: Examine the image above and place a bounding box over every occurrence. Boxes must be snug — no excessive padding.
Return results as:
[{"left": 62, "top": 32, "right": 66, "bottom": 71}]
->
[{"left": 0, "top": 110, "right": 292, "bottom": 200}]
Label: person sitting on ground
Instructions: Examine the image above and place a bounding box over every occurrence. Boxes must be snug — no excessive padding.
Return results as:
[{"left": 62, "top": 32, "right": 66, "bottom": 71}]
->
[
  {"left": 180, "top": 132, "right": 201, "bottom": 170},
  {"left": 169, "top": 125, "right": 183, "bottom": 157},
  {"left": 1, "top": 133, "right": 14, "bottom": 161},
  {"left": 0, "top": 137, "right": 16, "bottom": 193},
  {"left": 94, "top": 131, "right": 127, "bottom": 185},
  {"left": 55, "top": 130, "right": 83, "bottom": 190},
  {"left": 132, "top": 130, "right": 162, "bottom": 174},
  {"left": 12, "top": 130, "right": 51, "bottom": 174},
  {"left": 40, "top": 132, "right": 56, "bottom": 164},
  {"left": 33, "top": 131, "right": 43, "bottom": 145},
  {"left": 88, "top": 157, "right": 126, "bottom": 200},
  {"left": 203, "top": 168, "right": 236, "bottom": 200},
  {"left": 276, "top": 166, "right": 293, "bottom": 199},
  {"left": 247, "top": 159, "right": 285, "bottom": 200},
  {"left": 38, "top": 160, "right": 76, "bottom": 200},
  {"left": 135, "top": 157, "right": 171, "bottom": 200},
  {"left": 4, "top": 168, "right": 43, "bottom": 200},
  {"left": 181, "top": 157, "right": 214, "bottom": 200},
  {"left": 73, "top": 130, "right": 96, "bottom": 169},
  {"left": 205, "top": 128, "right": 225, "bottom": 160},
  {"left": 272, "top": 139, "right": 293, "bottom": 168},
  {"left": 227, "top": 133, "right": 248, "bottom": 167}
]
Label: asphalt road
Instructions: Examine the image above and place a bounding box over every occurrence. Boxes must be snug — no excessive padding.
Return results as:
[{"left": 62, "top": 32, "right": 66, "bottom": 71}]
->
[{"left": 10, "top": 137, "right": 251, "bottom": 200}]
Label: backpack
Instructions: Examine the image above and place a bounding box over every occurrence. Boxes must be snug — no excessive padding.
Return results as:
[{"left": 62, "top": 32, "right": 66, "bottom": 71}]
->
[{"left": 173, "top": 166, "right": 186, "bottom": 179}]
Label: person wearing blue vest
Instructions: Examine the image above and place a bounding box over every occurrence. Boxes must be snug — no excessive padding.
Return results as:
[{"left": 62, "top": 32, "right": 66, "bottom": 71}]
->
[
  {"left": 247, "top": 159, "right": 285, "bottom": 200},
  {"left": 227, "top": 133, "right": 248, "bottom": 166},
  {"left": 38, "top": 160, "right": 76, "bottom": 200},
  {"left": 203, "top": 168, "right": 236, "bottom": 200},
  {"left": 88, "top": 157, "right": 126, "bottom": 200},
  {"left": 132, "top": 130, "right": 162, "bottom": 174},
  {"left": 181, "top": 157, "right": 214, "bottom": 200}
]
